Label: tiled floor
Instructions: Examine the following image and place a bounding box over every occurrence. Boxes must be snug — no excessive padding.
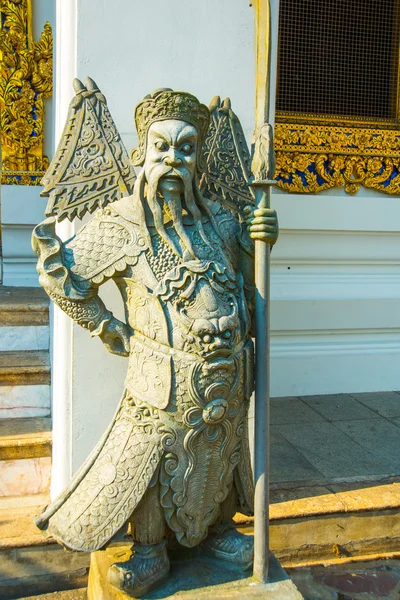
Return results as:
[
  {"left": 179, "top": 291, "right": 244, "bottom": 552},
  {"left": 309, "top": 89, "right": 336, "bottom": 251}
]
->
[
  {"left": 289, "top": 559, "right": 400, "bottom": 600},
  {"left": 269, "top": 391, "right": 400, "bottom": 488}
]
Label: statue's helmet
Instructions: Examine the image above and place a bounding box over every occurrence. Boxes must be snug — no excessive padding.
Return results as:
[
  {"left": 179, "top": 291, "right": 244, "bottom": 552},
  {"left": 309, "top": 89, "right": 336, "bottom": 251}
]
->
[{"left": 131, "top": 88, "right": 210, "bottom": 172}]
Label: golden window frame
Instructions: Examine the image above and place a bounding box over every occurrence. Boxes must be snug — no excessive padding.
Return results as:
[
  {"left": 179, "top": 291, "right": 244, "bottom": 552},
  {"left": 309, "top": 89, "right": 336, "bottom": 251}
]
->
[{"left": 272, "top": 0, "right": 400, "bottom": 196}]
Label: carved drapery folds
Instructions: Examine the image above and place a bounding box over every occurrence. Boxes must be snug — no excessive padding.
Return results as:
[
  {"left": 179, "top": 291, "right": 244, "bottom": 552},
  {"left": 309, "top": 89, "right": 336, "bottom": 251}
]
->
[
  {"left": 0, "top": 0, "right": 53, "bottom": 185},
  {"left": 274, "top": 120, "right": 400, "bottom": 196}
]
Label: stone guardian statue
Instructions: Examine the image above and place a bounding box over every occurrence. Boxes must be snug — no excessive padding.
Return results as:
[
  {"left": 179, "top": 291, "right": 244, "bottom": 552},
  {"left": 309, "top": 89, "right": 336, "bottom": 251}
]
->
[{"left": 32, "top": 79, "right": 279, "bottom": 597}]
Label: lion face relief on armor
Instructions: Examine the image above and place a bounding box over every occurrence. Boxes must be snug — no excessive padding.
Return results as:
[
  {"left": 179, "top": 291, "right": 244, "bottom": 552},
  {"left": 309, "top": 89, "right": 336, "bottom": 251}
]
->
[
  {"left": 177, "top": 275, "right": 241, "bottom": 359},
  {"left": 181, "top": 298, "right": 239, "bottom": 359}
]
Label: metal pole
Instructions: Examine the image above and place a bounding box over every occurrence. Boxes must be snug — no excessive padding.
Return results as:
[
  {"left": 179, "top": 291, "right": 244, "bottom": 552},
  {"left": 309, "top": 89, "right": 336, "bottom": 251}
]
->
[
  {"left": 251, "top": 0, "right": 279, "bottom": 583},
  {"left": 252, "top": 182, "right": 272, "bottom": 583}
]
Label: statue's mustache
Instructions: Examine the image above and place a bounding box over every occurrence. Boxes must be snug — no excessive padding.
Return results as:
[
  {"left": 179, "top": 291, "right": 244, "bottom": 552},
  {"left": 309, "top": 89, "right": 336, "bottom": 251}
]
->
[
  {"left": 148, "top": 163, "right": 191, "bottom": 185},
  {"left": 162, "top": 167, "right": 184, "bottom": 179}
]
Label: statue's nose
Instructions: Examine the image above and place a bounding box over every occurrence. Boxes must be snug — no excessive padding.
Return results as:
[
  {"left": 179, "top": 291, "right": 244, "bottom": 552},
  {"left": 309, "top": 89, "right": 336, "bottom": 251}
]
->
[
  {"left": 209, "top": 338, "right": 226, "bottom": 351},
  {"left": 163, "top": 150, "right": 182, "bottom": 167}
]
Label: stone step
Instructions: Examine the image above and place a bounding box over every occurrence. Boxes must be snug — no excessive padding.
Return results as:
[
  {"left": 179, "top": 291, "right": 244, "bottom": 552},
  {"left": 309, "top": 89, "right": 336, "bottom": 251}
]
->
[
  {"left": 20, "top": 590, "right": 87, "bottom": 600},
  {"left": 236, "top": 477, "right": 400, "bottom": 567},
  {"left": 0, "top": 417, "right": 52, "bottom": 460},
  {"left": 0, "top": 350, "right": 50, "bottom": 387},
  {"left": 0, "top": 350, "right": 51, "bottom": 420},
  {"left": 0, "top": 418, "right": 52, "bottom": 496},
  {"left": 0, "top": 324, "right": 49, "bottom": 352},
  {"left": 0, "top": 494, "right": 89, "bottom": 599},
  {"left": 0, "top": 286, "right": 49, "bottom": 327},
  {"left": 0, "top": 385, "right": 51, "bottom": 419},
  {"left": 0, "top": 286, "right": 49, "bottom": 352},
  {"left": 0, "top": 493, "right": 52, "bottom": 549}
]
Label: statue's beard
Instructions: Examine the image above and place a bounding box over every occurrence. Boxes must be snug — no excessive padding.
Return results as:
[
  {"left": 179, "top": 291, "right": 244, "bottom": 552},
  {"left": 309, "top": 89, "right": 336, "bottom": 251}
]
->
[{"left": 136, "top": 163, "right": 212, "bottom": 258}]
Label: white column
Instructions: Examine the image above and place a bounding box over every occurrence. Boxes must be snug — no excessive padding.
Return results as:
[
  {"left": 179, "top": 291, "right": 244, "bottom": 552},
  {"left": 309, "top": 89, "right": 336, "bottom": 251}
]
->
[{"left": 50, "top": 0, "right": 77, "bottom": 498}]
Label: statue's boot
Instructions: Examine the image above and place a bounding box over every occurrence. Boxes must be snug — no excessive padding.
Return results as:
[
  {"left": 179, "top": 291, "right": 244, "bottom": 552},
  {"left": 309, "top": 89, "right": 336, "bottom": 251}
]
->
[
  {"left": 201, "top": 525, "right": 254, "bottom": 570},
  {"left": 107, "top": 540, "right": 170, "bottom": 597}
]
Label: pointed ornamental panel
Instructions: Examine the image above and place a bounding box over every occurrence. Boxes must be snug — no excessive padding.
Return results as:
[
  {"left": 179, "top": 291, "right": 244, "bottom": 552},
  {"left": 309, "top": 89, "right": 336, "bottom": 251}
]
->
[{"left": 42, "top": 78, "right": 136, "bottom": 222}]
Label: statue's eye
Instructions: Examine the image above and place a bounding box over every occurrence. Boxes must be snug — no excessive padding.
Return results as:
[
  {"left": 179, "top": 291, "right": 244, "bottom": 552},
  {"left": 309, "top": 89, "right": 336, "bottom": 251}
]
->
[
  {"left": 223, "top": 331, "right": 231, "bottom": 339},
  {"left": 155, "top": 140, "right": 168, "bottom": 151},
  {"left": 203, "top": 334, "right": 212, "bottom": 344},
  {"left": 181, "top": 143, "right": 193, "bottom": 155}
]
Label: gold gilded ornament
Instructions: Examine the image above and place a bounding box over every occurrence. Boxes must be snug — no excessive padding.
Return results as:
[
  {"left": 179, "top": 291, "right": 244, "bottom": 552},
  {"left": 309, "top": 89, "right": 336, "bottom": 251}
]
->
[
  {"left": 0, "top": 0, "right": 53, "bottom": 185},
  {"left": 274, "top": 122, "right": 400, "bottom": 195}
]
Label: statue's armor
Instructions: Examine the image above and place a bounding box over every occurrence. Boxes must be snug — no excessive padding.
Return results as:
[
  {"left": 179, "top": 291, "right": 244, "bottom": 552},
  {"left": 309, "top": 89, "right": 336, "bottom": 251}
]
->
[{"left": 33, "top": 197, "right": 255, "bottom": 552}]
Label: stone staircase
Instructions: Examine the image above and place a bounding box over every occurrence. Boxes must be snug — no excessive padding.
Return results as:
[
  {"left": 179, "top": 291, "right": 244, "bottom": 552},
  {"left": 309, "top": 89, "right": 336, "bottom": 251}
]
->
[
  {"left": 0, "top": 287, "right": 51, "bottom": 498},
  {"left": 0, "top": 286, "right": 51, "bottom": 497},
  {"left": 0, "top": 287, "right": 89, "bottom": 600}
]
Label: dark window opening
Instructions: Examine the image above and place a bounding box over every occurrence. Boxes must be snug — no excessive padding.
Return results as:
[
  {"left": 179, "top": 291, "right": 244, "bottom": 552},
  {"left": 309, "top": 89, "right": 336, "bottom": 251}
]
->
[{"left": 276, "top": 0, "right": 400, "bottom": 120}]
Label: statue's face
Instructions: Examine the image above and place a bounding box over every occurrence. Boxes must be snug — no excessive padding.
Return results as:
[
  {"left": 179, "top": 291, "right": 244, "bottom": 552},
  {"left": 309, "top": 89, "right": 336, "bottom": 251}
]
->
[{"left": 144, "top": 119, "right": 198, "bottom": 196}]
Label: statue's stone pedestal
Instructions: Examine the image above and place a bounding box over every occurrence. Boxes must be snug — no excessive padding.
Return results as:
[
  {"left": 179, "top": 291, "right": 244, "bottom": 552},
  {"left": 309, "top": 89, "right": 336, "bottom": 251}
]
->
[{"left": 87, "top": 544, "right": 304, "bottom": 599}]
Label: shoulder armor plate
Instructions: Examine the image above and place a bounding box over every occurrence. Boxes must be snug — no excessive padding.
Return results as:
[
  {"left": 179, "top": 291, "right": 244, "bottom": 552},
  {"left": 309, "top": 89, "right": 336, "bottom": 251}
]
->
[{"left": 63, "top": 209, "right": 147, "bottom": 284}]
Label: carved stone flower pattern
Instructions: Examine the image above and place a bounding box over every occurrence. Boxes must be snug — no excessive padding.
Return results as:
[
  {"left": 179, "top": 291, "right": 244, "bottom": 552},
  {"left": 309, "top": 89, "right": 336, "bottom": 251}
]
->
[{"left": 184, "top": 359, "right": 240, "bottom": 442}]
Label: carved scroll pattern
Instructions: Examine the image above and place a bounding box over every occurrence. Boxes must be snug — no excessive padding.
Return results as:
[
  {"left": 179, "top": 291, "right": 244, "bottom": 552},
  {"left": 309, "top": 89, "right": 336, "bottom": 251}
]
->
[
  {"left": 41, "top": 80, "right": 137, "bottom": 222},
  {"left": 159, "top": 356, "right": 245, "bottom": 546},
  {"left": 200, "top": 98, "right": 254, "bottom": 217},
  {"left": 275, "top": 123, "right": 400, "bottom": 195}
]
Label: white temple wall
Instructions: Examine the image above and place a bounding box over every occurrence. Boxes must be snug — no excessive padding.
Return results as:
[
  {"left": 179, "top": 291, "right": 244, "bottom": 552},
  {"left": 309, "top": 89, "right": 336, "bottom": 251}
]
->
[
  {"left": 1, "top": 186, "right": 47, "bottom": 286},
  {"left": 270, "top": 189, "right": 400, "bottom": 396},
  {"left": 48, "top": 0, "right": 400, "bottom": 489}
]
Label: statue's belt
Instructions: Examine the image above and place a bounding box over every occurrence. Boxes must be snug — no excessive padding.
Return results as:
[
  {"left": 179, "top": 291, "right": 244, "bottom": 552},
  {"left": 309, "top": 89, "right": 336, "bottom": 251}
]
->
[
  {"left": 124, "top": 331, "right": 254, "bottom": 410},
  {"left": 128, "top": 330, "right": 247, "bottom": 363}
]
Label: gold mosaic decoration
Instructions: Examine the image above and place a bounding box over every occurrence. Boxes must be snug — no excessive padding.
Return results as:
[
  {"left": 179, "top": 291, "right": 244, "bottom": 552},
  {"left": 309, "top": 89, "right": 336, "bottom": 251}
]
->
[
  {"left": 274, "top": 121, "right": 400, "bottom": 196},
  {"left": 0, "top": 0, "right": 53, "bottom": 185}
]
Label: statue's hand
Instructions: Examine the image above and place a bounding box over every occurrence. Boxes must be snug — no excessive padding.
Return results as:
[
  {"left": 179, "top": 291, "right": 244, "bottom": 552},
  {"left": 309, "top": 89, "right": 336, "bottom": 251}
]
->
[
  {"left": 243, "top": 206, "right": 279, "bottom": 246},
  {"left": 98, "top": 317, "right": 130, "bottom": 357}
]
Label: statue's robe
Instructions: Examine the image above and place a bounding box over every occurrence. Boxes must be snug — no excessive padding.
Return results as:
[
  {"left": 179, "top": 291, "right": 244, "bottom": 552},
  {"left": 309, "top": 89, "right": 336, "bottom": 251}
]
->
[{"left": 33, "top": 197, "right": 255, "bottom": 552}]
